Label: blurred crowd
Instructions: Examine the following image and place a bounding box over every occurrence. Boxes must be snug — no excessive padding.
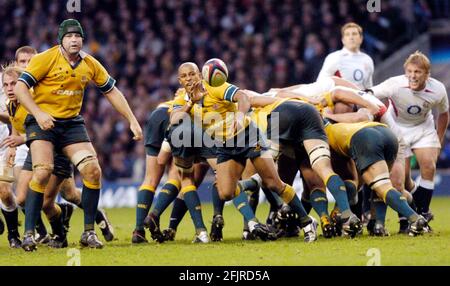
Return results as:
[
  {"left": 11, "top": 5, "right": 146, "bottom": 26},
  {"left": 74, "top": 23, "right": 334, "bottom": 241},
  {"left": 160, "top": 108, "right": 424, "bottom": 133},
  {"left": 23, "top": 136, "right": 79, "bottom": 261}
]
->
[{"left": 1, "top": 0, "right": 448, "bottom": 181}]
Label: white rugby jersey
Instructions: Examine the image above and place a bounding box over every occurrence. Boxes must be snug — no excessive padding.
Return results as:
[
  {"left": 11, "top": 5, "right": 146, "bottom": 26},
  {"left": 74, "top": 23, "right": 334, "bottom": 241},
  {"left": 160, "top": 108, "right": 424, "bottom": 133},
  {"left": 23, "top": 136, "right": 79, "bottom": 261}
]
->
[
  {"left": 0, "top": 90, "right": 10, "bottom": 146},
  {"left": 360, "top": 92, "right": 404, "bottom": 142},
  {"left": 317, "top": 47, "right": 374, "bottom": 89},
  {"left": 371, "top": 75, "right": 449, "bottom": 127}
]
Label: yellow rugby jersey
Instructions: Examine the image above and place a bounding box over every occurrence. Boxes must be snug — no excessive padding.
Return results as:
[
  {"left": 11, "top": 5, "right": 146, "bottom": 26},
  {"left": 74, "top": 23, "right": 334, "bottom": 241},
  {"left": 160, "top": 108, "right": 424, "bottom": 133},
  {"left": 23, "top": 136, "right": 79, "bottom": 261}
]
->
[
  {"left": 7, "top": 100, "right": 28, "bottom": 135},
  {"left": 157, "top": 100, "right": 174, "bottom": 109},
  {"left": 251, "top": 98, "right": 292, "bottom": 133},
  {"left": 251, "top": 97, "right": 323, "bottom": 133},
  {"left": 170, "top": 89, "right": 202, "bottom": 119},
  {"left": 171, "top": 81, "right": 249, "bottom": 140},
  {"left": 18, "top": 45, "right": 115, "bottom": 118},
  {"left": 314, "top": 92, "right": 334, "bottom": 114},
  {"left": 324, "top": 121, "right": 386, "bottom": 157}
]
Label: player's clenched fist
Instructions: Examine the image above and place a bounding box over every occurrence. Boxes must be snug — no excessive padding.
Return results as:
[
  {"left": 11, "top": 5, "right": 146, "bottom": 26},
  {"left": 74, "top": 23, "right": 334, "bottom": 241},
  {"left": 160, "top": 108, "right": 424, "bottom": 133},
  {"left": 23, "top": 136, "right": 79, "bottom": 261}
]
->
[
  {"left": 35, "top": 111, "right": 55, "bottom": 130},
  {"left": 130, "top": 120, "right": 143, "bottom": 141}
]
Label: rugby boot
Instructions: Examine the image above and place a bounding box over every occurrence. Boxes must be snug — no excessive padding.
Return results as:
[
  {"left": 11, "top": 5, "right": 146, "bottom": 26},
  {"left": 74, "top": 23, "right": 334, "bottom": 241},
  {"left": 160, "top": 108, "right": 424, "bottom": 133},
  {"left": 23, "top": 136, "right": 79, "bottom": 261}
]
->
[
  {"left": 143, "top": 213, "right": 164, "bottom": 243},
  {"left": 8, "top": 230, "right": 22, "bottom": 248},
  {"left": 131, "top": 229, "right": 148, "bottom": 244},
  {"left": 80, "top": 230, "right": 103, "bottom": 249},
  {"left": 320, "top": 215, "right": 335, "bottom": 238},
  {"left": 22, "top": 232, "right": 37, "bottom": 252},
  {"left": 370, "top": 222, "right": 390, "bottom": 237},
  {"left": 48, "top": 234, "right": 68, "bottom": 249},
  {"left": 251, "top": 223, "right": 278, "bottom": 241},
  {"left": 398, "top": 217, "right": 409, "bottom": 234},
  {"left": 162, "top": 228, "right": 177, "bottom": 242},
  {"left": 210, "top": 214, "right": 224, "bottom": 242},
  {"left": 302, "top": 216, "right": 318, "bottom": 243},
  {"left": 96, "top": 209, "right": 115, "bottom": 241},
  {"left": 408, "top": 215, "right": 428, "bottom": 237},
  {"left": 193, "top": 230, "right": 210, "bottom": 243},
  {"left": 341, "top": 214, "right": 362, "bottom": 238}
]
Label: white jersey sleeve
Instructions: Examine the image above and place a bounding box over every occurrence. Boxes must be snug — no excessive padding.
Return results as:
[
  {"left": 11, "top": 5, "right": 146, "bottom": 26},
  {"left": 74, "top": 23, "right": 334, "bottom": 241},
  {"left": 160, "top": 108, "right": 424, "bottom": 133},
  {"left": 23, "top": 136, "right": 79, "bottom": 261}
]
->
[
  {"left": 363, "top": 57, "right": 374, "bottom": 88},
  {"left": 317, "top": 53, "right": 338, "bottom": 81},
  {"left": 370, "top": 77, "right": 398, "bottom": 100},
  {"left": 436, "top": 84, "right": 449, "bottom": 114}
]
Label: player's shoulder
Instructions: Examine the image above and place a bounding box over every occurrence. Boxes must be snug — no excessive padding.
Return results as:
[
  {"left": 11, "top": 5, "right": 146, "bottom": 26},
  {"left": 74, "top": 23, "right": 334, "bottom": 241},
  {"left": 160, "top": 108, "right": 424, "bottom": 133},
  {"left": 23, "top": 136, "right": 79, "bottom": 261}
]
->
[
  {"left": 80, "top": 50, "right": 102, "bottom": 66},
  {"left": 324, "top": 49, "right": 344, "bottom": 61},
  {"left": 359, "top": 51, "right": 374, "bottom": 63},
  {"left": 427, "top": 77, "right": 447, "bottom": 94},
  {"left": 29, "top": 45, "right": 59, "bottom": 62},
  {"left": 384, "top": 75, "right": 407, "bottom": 86},
  {"left": 204, "top": 81, "right": 238, "bottom": 96}
]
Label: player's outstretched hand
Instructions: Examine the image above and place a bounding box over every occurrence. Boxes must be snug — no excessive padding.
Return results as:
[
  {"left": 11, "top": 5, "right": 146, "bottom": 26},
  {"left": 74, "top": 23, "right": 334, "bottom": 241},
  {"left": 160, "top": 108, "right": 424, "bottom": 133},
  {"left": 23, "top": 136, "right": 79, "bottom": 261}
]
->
[
  {"left": 35, "top": 111, "right": 55, "bottom": 130},
  {"left": 1, "top": 135, "right": 25, "bottom": 148},
  {"left": 130, "top": 120, "right": 143, "bottom": 141},
  {"left": 6, "top": 147, "right": 16, "bottom": 167}
]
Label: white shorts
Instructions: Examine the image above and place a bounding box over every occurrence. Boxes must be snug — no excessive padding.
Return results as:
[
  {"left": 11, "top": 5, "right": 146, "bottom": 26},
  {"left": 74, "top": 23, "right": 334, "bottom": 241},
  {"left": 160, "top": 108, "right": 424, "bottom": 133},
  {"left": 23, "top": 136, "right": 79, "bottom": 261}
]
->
[
  {"left": 14, "top": 144, "right": 29, "bottom": 167},
  {"left": 398, "top": 120, "right": 441, "bottom": 157}
]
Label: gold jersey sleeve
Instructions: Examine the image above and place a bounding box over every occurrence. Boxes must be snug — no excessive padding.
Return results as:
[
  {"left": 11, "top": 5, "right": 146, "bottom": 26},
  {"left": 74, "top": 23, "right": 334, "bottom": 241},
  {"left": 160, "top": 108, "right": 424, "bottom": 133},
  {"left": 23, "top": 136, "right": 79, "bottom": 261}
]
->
[
  {"left": 324, "top": 121, "right": 386, "bottom": 156},
  {"left": 18, "top": 46, "right": 115, "bottom": 119}
]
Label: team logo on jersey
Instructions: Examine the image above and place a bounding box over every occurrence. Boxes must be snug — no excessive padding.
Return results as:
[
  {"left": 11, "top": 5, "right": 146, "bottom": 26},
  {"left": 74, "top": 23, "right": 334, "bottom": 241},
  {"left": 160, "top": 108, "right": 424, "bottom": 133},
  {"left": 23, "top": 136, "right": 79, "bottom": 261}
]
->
[
  {"left": 81, "top": 75, "right": 88, "bottom": 83},
  {"left": 407, "top": 105, "right": 422, "bottom": 115},
  {"left": 353, "top": 69, "right": 363, "bottom": 81},
  {"left": 52, "top": 89, "right": 83, "bottom": 96},
  {"left": 57, "top": 74, "right": 66, "bottom": 81}
]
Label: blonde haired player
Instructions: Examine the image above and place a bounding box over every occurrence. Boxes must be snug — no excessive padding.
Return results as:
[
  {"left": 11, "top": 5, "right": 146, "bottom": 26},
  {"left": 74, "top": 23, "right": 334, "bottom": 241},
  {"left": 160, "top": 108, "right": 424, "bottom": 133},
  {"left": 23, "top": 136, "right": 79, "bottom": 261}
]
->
[
  {"left": 317, "top": 22, "right": 374, "bottom": 90},
  {"left": 369, "top": 51, "right": 449, "bottom": 232}
]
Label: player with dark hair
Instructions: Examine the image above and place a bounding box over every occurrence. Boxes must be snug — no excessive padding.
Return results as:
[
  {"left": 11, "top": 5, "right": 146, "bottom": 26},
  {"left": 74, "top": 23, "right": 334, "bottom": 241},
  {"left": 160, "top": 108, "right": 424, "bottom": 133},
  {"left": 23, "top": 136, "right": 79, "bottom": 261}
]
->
[{"left": 14, "top": 19, "right": 142, "bottom": 251}]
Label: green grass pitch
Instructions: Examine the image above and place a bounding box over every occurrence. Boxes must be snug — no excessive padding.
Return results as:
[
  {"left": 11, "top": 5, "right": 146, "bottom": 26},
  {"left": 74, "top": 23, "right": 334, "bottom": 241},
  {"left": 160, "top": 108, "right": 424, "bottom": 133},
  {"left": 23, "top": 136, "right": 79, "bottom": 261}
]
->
[{"left": 1, "top": 197, "right": 449, "bottom": 266}]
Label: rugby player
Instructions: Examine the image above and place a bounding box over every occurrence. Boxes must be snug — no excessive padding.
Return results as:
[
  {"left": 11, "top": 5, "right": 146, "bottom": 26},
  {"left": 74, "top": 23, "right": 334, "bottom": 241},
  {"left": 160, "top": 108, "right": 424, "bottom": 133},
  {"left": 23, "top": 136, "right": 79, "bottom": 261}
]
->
[
  {"left": 317, "top": 22, "right": 374, "bottom": 90},
  {"left": 369, "top": 51, "right": 449, "bottom": 232},
  {"left": 320, "top": 114, "right": 428, "bottom": 236},
  {"left": 14, "top": 19, "right": 142, "bottom": 251}
]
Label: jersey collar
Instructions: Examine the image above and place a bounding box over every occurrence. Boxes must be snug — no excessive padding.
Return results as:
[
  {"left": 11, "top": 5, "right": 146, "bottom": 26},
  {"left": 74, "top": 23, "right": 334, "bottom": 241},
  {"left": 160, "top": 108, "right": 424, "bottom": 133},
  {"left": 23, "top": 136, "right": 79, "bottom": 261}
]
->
[
  {"left": 59, "top": 46, "right": 85, "bottom": 69},
  {"left": 342, "top": 47, "right": 361, "bottom": 55}
]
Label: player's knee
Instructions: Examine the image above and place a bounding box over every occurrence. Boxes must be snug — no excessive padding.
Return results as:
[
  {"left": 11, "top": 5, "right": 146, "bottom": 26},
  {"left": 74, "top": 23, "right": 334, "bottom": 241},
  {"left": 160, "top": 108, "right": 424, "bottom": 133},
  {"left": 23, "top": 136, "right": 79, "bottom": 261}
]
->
[
  {"left": 419, "top": 159, "right": 436, "bottom": 177},
  {"left": 16, "top": 195, "right": 25, "bottom": 208},
  {"left": 71, "top": 150, "right": 101, "bottom": 179},
  {"left": 32, "top": 164, "right": 53, "bottom": 186},
  {"left": 262, "top": 179, "right": 283, "bottom": 195},
  {"left": 308, "top": 144, "right": 331, "bottom": 169},
  {"left": 368, "top": 172, "right": 392, "bottom": 192},
  {"left": 218, "top": 189, "right": 234, "bottom": 201},
  {"left": 81, "top": 163, "right": 102, "bottom": 184},
  {"left": 391, "top": 177, "right": 403, "bottom": 192}
]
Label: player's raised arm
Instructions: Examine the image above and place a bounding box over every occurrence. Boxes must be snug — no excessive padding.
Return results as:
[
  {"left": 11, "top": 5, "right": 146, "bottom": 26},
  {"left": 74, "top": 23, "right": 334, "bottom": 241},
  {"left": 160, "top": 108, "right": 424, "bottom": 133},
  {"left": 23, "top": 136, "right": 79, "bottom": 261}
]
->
[
  {"left": 330, "top": 86, "right": 381, "bottom": 114},
  {"left": 103, "top": 86, "right": 142, "bottom": 141}
]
